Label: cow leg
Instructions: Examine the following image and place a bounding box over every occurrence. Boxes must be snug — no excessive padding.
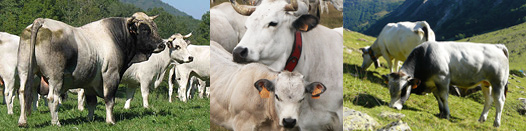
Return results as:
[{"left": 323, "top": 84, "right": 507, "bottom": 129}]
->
[
  {"left": 102, "top": 72, "right": 119, "bottom": 124},
  {"left": 198, "top": 78, "right": 206, "bottom": 98},
  {"left": 177, "top": 69, "right": 189, "bottom": 102},
  {"left": 124, "top": 86, "right": 136, "bottom": 109},
  {"left": 393, "top": 59, "right": 400, "bottom": 72},
  {"left": 187, "top": 76, "right": 195, "bottom": 100},
  {"left": 478, "top": 82, "right": 492, "bottom": 123},
  {"left": 492, "top": 82, "right": 506, "bottom": 127},
  {"left": 17, "top": 73, "right": 39, "bottom": 127},
  {"left": 77, "top": 89, "right": 85, "bottom": 111},
  {"left": 4, "top": 78, "right": 16, "bottom": 114},
  {"left": 384, "top": 55, "right": 393, "bottom": 72},
  {"left": 434, "top": 81, "right": 451, "bottom": 120},
  {"left": 86, "top": 94, "right": 97, "bottom": 121},
  {"left": 32, "top": 87, "right": 39, "bottom": 110},
  {"left": 168, "top": 67, "right": 175, "bottom": 103},
  {"left": 46, "top": 78, "right": 64, "bottom": 126},
  {"left": 140, "top": 81, "right": 150, "bottom": 108}
]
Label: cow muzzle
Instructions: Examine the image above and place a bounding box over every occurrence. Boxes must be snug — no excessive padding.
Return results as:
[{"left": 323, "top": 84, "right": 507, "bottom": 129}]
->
[
  {"left": 233, "top": 47, "right": 249, "bottom": 63},
  {"left": 282, "top": 118, "right": 297, "bottom": 128},
  {"left": 153, "top": 42, "right": 166, "bottom": 53}
]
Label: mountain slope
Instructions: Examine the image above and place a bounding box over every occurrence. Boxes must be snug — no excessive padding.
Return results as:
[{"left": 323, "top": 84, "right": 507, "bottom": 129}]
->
[
  {"left": 120, "top": 0, "right": 190, "bottom": 17},
  {"left": 363, "top": 0, "right": 526, "bottom": 40},
  {"left": 343, "top": 0, "right": 404, "bottom": 32}
]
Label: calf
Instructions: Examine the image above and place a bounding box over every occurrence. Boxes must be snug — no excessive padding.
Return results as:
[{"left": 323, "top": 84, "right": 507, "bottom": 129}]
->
[
  {"left": 210, "top": 42, "right": 327, "bottom": 130},
  {"left": 171, "top": 45, "right": 210, "bottom": 102},
  {"left": 386, "top": 41, "right": 509, "bottom": 127},
  {"left": 0, "top": 32, "right": 20, "bottom": 115},
  {"left": 121, "top": 33, "right": 193, "bottom": 108},
  {"left": 361, "top": 21, "right": 435, "bottom": 72}
]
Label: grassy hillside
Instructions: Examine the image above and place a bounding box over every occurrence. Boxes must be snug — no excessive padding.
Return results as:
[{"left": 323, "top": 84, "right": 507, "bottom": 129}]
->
[
  {"left": 343, "top": 0, "right": 404, "bottom": 32},
  {"left": 120, "top": 0, "right": 190, "bottom": 17},
  {"left": 211, "top": 0, "right": 343, "bottom": 28},
  {"left": 343, "top": 30, "right": 526, "bottom": 130},
  {"left": 363, "top": 0, "right": 526, "bottom": 41},
  {"left": 0, "top": 84, "right": 210, "bottom": 130},
  {"left": 459, "top": 22, "right": 526, "bottom": 70}
]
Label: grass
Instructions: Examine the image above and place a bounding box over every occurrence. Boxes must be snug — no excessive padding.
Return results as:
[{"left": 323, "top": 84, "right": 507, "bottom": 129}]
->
[
  {"left": 343, "top": 30, "right": 526, "bottom": 130},
  {"left": 0, "top": 84, "right": 210, "bottom": 130},
  {"left": 211, "top": 0, "right": 343, "bottom": 29}
]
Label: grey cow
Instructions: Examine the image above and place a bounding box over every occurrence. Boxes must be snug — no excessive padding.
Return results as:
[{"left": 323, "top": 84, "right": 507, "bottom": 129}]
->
[
  {"left": 385, "top": 41, "right": 509, "bottom": 127},
  {"left": 16, "top": 12, "right": 165, "bottom": 126}
]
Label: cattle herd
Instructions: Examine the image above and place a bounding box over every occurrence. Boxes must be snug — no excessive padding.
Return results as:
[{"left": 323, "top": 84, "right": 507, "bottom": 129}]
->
[{"left": 0, "top": 0, "right": 516, "bottom": 130}]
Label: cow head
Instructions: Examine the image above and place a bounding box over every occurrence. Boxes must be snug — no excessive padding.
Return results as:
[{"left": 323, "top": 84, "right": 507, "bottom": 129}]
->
[
  {"left": 360, "top": 46, "right": 380, "bottom": 70},
  {"left": 127, "top": 12, "right": 165, "bottom": 63},
  {"left": 167, "top": 33, "right": 194, "bottom": 63},
  {"left": 254, "top": 71, "right": 326, "bottom": 129},
  {"left": 385, "top": 72, "right": 420, "bottom": 110},
  {"left": 231, "top": 0, "right": 318, "bottom": 71}
]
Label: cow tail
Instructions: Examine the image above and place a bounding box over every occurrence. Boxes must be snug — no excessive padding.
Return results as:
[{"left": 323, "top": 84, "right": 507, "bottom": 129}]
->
[
  {"left": 25, "top": 18, "right": 44, "bottom": 112},
  {"left": 504, "top": 82, "right": 508, "bottom": 98},
  {"left": 420, "top": 21, "right": 435, "bottom": 42},
  {"left": 496, "top": 44, "right": 509, "bottom": 58}
]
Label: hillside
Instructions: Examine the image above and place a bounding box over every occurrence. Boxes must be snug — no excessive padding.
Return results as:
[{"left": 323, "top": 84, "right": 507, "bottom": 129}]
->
[
  {"left": 120, "top": 0, "right": 190, "bottom": 17},
  {"left": 343, "top": 30, "right": 526, "bottom": 130},
  {"left": 363, "top": 0, "right": 526, "bottom": 41},
  {"left": 343, "top": 0, "right": 404, "bottom": 32},
  {"left": 459, "top": 22, "right": 526, "bottom": 70}
]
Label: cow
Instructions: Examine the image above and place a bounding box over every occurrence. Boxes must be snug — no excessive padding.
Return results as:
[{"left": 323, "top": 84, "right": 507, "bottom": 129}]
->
[
  {"left": 210, "top": 41, "right": 327, "bottom": 130},
  {"left": 229, "top": 0, "right": 343, "bottom": 130},
  {"left": 168, "top": 66, "right": 208, "bottom": 101},
  {"left": 16, "top": 12, "right": 165, "bottom": 126},
  {"left": 385, "top": 41, "right": 509, "bottom": 127},
  {"left": 169, "top": 45, "right": 210, "bottom": 102},
  {"left": 360, "top": 21, "right": 435, "bottom": 73},
  {"left": 210, "top": 2, "right": 249, "bottom": 53},
  {"left": 0, "top": 32, "right": 20, "bottom": 115},
  {"left": 121, "top": 33, "right": 193, "bottom": 109}
]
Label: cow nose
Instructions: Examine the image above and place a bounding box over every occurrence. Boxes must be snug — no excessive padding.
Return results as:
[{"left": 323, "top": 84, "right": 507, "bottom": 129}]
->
[
  {"left": 233, "top": 47, "right": 248, "bottom": 63},
  {"left": 188, "top": 56, "right": 194, "bottom": 62},
  {"left": 282, "top": 118, "right": 296, "bottom": 128}
]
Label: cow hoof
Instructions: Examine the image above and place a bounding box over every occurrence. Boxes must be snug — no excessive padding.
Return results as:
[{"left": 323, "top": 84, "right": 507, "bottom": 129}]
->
[
  {"left": 18, "top": 122, "right": 27, "bottom": 127},
  {"left": 478, "top": 117, "right": 486, "bottom": 123},
  {"left": 493, "top": 122, "right": 500, "bottom": 127}
]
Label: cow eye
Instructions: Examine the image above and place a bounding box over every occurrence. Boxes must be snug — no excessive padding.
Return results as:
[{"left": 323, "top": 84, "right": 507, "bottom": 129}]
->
[
  {"left": 275, "top": 94, "right": 281, "bottom": 101},
  {"left": 268, "top": 21, "right": 278, "bottom": 27},
  {"left": 175, "top": 45, "right": 181, "bottom": 50}
]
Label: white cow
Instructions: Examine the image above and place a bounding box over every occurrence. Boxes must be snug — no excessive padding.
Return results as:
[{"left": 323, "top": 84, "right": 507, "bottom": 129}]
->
[
  {"left": 210, "top": 2, "right": 249, "bottom": 52},
  {"left": 360, "top": 21, "right": 435, "bottom": 73},
  {"left": 210, "top": 41, "right": 328, "bottom": 130},
  {"left": 386, "top": 41, "right": 509, "bottom": 127},
  {"left": 121, "top": 33, "right": 193, "bottom": 109},
  {"left": 0, "top": 32, "right": 20, "bottom": 115},
  {"left": 230, "top": 0, "right": 343, "bottom": 130},
  {"left": 170, "top": 45, "right": 210, "bottom": 102}
]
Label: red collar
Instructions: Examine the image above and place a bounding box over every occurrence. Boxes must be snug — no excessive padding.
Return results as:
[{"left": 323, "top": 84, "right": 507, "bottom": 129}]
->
[{"left": 284, "top": 31, "right": 302, "bottom": 71}]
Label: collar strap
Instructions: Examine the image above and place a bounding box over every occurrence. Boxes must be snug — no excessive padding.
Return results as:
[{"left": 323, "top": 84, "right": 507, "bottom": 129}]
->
[{"left": 284, "top": 31, "right": 303, "bottom": 71}]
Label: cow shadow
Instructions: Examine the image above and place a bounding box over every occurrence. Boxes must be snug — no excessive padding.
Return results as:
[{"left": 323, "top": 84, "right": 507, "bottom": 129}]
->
[
  {"left": 433, "top": 114, "right": 462, "bottom": 123},
  {"left": 343, "top": 63, "right": 387, "bottom": 87},
  {"left": 346, "top": 93, "right": 421, "bottom": 112}
]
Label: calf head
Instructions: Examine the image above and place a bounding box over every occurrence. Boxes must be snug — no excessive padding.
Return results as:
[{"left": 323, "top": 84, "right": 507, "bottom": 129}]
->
[
  {"left": 167, "top": 33, "right": 193, "bottom": 63},
  {"left": 359, "top": 46, "right": 380, "bottom": 70},
  {"left": 254, "top": 71, "right": 326, "bottom": 129},
  {"left": 127, "top": 12, "right": 165, "bottom": 63},
  {"left": 385, "top": 72, "right": 420, "bottom": 110},
  {"left": 231, "top": 0, "right": 318, "bottom": 71}
]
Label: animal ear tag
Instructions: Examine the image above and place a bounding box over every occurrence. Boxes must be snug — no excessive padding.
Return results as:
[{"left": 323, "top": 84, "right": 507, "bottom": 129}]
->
[
  {"left": 299, "top": 24, "right": 308, "bottom": 31},
  {"left": 259, "top": 86, "right": 270, "bottom": 98},
  {"left": 411, "top": 79, "right": 421, "bottom": 89},
  {"left": 311, "top": 85, "right": 323, "bottom": 99}
]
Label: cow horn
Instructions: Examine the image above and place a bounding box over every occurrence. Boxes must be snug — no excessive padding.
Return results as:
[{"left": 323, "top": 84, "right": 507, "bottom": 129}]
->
[
  {"left": 184, "top": 32, "right": 192, "bottom": 38},
  {"left": 230, "top": 0, "right": 255, "bottom": 16},
  {"left": 284, "top": 0, "right": 298, "bottom": 11},
  {"left": 150, "top": 15, "right": 159, "bottom": 20}
]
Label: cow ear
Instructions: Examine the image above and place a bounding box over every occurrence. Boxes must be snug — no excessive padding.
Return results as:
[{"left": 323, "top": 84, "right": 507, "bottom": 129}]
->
[
  {"left": 409, "top": 78, "right": 421, "bottom": 89},
  {"left": 306, "top": 82, "right": 326, "bottom": 99},
  {"left": 292, "top": 15, "right": 319, "bottom": 32},
  {"left": 127, "top": 17, "right": 138, "bottom": 35},
  {"left": 254, "top": 79, "right": 274, "bottom": 98},
  {"left": 382, "top": 75, "right": 389, "bottom": 84}
]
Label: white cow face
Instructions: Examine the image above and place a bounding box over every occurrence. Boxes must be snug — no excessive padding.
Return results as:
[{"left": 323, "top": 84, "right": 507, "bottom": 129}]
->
[
  {"left": 386, "top": 72, "right": 420, "bottom": 110},
  {"left": 254, "top": 71, "right": 326, "bottom": 129},
  {"left": 167, "top": 33, "right": 193, "bottom": 63},
  {"left": 231, "top": 0, "right": 319, "bottom": 71},
  {"left": 360, "top": 46, "right": 380, "bottom": 70}
]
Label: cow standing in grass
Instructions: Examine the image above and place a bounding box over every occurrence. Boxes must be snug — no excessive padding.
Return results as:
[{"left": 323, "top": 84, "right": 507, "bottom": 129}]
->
[{"left": 386, "top": 41, "right": 509, "bottom": 127}]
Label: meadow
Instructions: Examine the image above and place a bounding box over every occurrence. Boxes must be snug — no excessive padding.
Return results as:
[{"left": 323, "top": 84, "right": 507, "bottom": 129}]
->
[
  {"left": 343, "top": 30, "right": 526, "bottom": 130},
  {"left": 0, "top": 83, "right": 210, "bottom": 130}
]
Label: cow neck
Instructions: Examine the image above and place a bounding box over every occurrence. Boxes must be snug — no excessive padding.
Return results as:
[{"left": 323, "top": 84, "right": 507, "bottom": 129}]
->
[{"left": 284, "top": 31, "right": 302, "bottom": 72}]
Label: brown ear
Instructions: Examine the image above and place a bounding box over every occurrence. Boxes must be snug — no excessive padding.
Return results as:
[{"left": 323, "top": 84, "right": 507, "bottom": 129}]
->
[
  {"left": 409, "top": 78, "right": 421, "bottom": 89},
  {"left": 254, "top": 79, "right": 274, "bottom": 98},
  {"left": 306, "top": 82, "right": 326, "bottom": 99}
]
